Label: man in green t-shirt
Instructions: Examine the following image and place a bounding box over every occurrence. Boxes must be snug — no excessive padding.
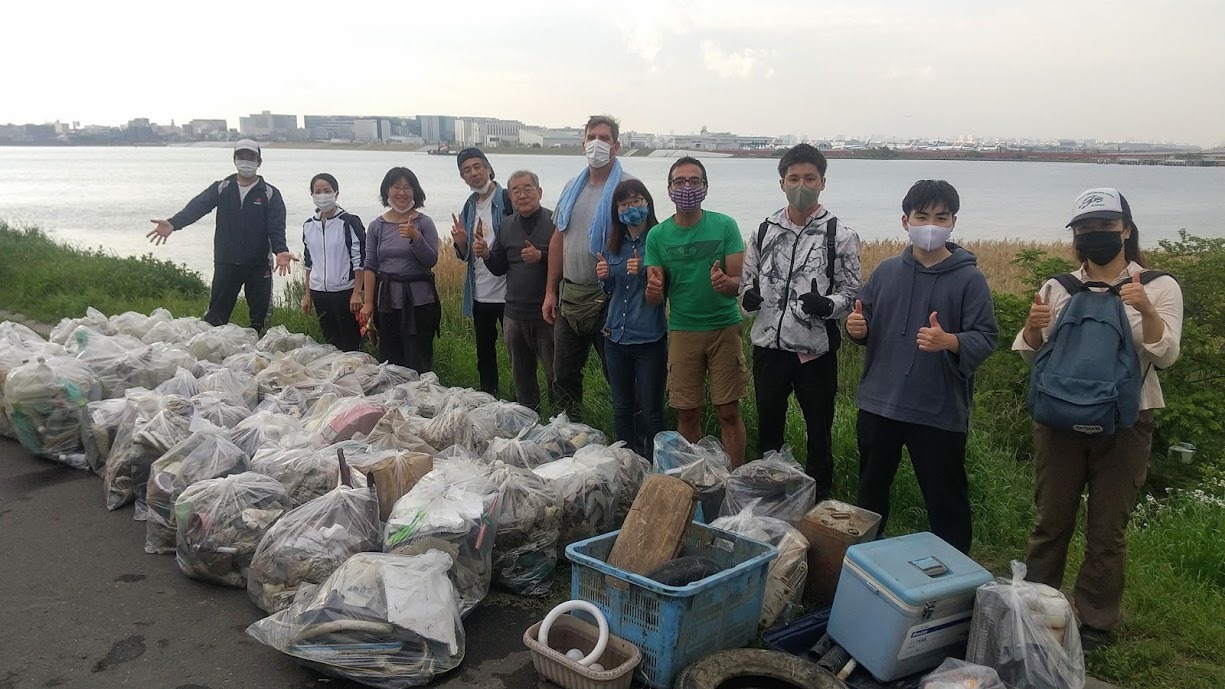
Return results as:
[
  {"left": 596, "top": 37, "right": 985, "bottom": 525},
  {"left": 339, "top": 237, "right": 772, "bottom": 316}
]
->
[{"left": 644, "top": 157, "right": 748, "bottom": 466}]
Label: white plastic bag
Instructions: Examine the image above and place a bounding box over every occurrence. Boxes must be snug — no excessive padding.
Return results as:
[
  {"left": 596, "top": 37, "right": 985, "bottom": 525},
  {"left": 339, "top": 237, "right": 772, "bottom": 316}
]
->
[
  {"left": 145, "top": 426, "right": 250, "bottom": 554},
  {"left": 187, "top": 323, "right": 259, "bottom": 364},
  {"left": 965, "top": 561, "right": 1085, "bottom": 689},
  {"left": 357, "top": 362, "right": 419, "bottom": 395},
  {"left": 245, "top": 551, "right": 464, "bottom": 688},
  {"left": 198, "top": 367, "right": 258, "bottom": 409},
  {"left": 222, "top": 350, "right": 273, "bottom": 376},
  {"left": 384, "top": 463, "right": 501, "bottom": 616},
  {"left": 922, "top": 658, "right": 1008, "bottom": 689},
  {"left": 487, "top": 461, "right": 561, "bottom": 596},
  {"left": 720, "top": 447, "right": 817, "bottom": 526},
  {"left": 256, "top": 357, "right": 316, "bottom": 398},
  {"left": 710, "top": 502, "right": 809, "bottom": 628},
  {"left": 174, "top": 472, "right": 291, "bottom": 587},
  {"left": 280, "top": 343, "right": 341, "bottom": 367},
  {"left": 190, "top": 391, "right": 250, "bottom": 429},
  {"left": 483, "top": 436, "right": 553, "bottom": 470},
  {"left": 247, "top": 483, "right": 381, "bottom": 613},
  {"left": 231, "top": 411, "right": 308, "bottom": 457},
  {"left": 467, "top": 400, "right": 539, "bottom": 440},
  {"left": 142, "top": 316, "right": 211, "bottom": 345},
  {"left": 154, "top": 366, "right": 201, "bottom": 399},
  {"left": 251, "top": 445, "right": 367, "bottom": 508},
  {"left": 3, "top": 356, "right": 101, "bottom": 468},
  {"left": 256, "top": 325, "right": 316, "bottom": 354},
  {"left": 50, "top": 307, "right": 115, "bottom": 345},
  {"left": 533, "top": 452, "right": 618, "bottom": 548},
  {"left": 359, "top": 406, "right": 436, "bottom": 454},
  {"left": 81, "top": 398, "right": 128, "bottom": 473},
  {"left": 520, "top": 413, "right": 607, "bottom": 460},
  {"left": 419, "top": 407, "right": 493, "bottom": 455}
]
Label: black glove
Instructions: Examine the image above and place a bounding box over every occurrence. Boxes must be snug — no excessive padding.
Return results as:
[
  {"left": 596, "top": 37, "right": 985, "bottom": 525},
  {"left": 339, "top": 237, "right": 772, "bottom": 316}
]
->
[
  {"left": 799, "top": 278, "right": 834, "bottom": 318},
  {"left": 742, "top": 281, "right": 764, "bottom": 312}
]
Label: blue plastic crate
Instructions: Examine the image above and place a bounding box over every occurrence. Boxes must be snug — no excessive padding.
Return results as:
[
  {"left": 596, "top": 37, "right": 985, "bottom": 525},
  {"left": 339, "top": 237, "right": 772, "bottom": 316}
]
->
[{"left": 566, "top": 522, "right": 777, "bottom": 689}]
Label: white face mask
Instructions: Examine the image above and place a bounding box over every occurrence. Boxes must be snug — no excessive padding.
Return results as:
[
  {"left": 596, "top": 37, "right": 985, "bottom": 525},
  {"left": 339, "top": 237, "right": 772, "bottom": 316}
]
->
[
  {"left": 584, "top": 139, "right": 612, "bottom": 169},
  {"left": 469, "top": 179, "right": 494, "bottom": 195},
  {"left": 235, "top": 160, "right": 259, "bottom": 177},
  {"left": 313, "top": 192, "right": 337, "bottom": 212},
  {"left": 389, "top": 201, "right": 414, "bottom": 214},
  {"left": 907, "top": 224, "right": 952, "bottom": 252}
]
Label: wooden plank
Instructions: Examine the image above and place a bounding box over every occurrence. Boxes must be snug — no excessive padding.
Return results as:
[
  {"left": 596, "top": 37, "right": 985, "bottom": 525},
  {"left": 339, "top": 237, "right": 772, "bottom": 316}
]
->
[{"left": 607, "top": 474, "right": 698, "bottom": 576}]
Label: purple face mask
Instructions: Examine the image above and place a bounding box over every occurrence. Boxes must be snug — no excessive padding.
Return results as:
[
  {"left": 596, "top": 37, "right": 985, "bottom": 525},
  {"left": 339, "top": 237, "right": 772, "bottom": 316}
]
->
[{"left": 669, "top": 185, "right": 707, "bottom": 213}]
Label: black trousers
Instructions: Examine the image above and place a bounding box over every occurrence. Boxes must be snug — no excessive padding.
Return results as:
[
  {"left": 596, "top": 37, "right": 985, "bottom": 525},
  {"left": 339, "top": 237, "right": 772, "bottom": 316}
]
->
[
  {"left": 753, "top": 346, "right": 838, "bottom": 499},
  {"left": 311, "top": 288, "right": 362, "bottom": 352},
  {"left": 375, "top": 305, "right": 439, "bottom": 374},
  {"left": 856, "top": 410, "right": 972, "bottom": 554},
  {"left": 472, "top": 301, "right": 505, "bottom": 396},
  {"left": 553, "top": 311, "right": 608, "bottom": 423},
  {"left": 206, "top": 261, "right": 272, "bottom": 331}
]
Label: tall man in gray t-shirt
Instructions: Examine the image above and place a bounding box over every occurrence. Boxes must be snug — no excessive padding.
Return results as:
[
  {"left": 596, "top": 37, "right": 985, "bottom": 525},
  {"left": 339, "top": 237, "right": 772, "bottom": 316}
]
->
[{"left": 543, "top": 115, "right": 634, "bottom": 420}]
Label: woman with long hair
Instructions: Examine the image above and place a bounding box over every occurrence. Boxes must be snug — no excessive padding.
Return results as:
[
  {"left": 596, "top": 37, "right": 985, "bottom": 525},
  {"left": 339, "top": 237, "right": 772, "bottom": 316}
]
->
[{"left": 595, "top": 178, "right": 668, "bottom": 459}]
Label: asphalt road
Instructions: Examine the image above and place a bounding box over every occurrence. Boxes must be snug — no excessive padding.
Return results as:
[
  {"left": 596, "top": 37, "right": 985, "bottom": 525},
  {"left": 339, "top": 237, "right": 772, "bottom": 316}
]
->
[{"left": 0, "top": 437, "right": 554, "bottom": 689}]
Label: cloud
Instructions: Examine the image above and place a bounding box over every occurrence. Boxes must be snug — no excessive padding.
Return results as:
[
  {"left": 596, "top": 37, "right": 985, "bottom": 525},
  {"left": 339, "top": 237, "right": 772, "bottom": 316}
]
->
[
  {"left": 701, "top": 41, "right": 779, "bottom": 80},
  {"left": 882, "top": 64, "right": 935, "bottom": 81},
  {"left": 618, "top": 20, "right": 665, "bottom": 63}
]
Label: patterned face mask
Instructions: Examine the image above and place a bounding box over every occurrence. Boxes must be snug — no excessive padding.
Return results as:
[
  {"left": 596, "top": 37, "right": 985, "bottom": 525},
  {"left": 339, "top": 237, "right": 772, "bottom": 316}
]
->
[{"left": 669, "top": 185, "right": 707, "bottom": 213}]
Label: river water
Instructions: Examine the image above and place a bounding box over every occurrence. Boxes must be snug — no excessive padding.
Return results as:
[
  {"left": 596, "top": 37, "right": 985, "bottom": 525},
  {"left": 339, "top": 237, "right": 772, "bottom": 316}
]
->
[{"left": 1, "top": 146, "right": 1220, "bottom": 283}]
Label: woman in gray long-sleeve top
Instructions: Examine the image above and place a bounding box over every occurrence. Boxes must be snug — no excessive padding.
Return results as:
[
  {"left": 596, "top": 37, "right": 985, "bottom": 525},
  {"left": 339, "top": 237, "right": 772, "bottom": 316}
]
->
[{"left": 360, "top": 167, "right": 441, "bottom": 373}]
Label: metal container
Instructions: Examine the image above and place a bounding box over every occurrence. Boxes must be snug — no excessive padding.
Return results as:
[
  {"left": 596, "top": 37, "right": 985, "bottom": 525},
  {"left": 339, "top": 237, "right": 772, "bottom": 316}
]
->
[{"left": 798, "top": 500, "right": 882, "bottom": 607}]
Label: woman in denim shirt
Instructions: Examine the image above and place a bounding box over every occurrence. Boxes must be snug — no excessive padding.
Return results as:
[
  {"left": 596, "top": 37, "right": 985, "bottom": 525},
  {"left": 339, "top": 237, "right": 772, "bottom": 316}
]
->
[{"left": 595, "top": 179, "right": 668, "bottom": 459}]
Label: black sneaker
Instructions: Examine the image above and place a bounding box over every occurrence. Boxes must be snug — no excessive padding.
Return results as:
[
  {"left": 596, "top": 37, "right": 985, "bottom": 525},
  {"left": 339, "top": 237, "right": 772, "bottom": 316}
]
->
[{"left": 1080, "top": 625, "right": 1112, "bottom": 652}]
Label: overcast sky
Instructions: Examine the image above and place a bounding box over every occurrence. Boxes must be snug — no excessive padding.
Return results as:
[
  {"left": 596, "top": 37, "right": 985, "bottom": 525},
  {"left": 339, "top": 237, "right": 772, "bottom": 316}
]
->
[{"left": 5, "top": 0, "right": 1222, "bottom": 145}]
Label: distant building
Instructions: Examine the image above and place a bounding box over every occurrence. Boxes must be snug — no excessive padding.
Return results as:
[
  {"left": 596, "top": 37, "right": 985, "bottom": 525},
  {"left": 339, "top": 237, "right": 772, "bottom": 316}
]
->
[
  {"left": 520, "top": 127, "right": 583, "bottom": 148},
  {"left": 353, "top": 118, "right": 390, "bottom": 143},
  {"left": 304, "top": 115, "right": 356, "bottom": 141},
  {"left": 665, "top": 126, "right": 775, "bottom": 151},
  {"left": 454, "top": 117, "right": 525, "bottom": 147},
  {"left": 418, "top": 115, "right": 457, "bottom": 144},
  {"left": 239, "top": 111, "right": 299, "bottom": 140},
  {"left": 186, "top": 119, "right": 228, "bottom": 137},
  {"left": 619, "top": 130, "right": 654, "bottom": 149}
]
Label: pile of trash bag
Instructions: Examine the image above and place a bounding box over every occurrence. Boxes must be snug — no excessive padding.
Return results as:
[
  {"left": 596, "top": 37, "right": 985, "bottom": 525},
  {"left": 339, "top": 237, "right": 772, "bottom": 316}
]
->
[
  {"left": 533, "top": 452, "right": 618, "bottom": 549},
  {"left": 520, "top": 413, "right": 607, "bottom": 460},
  {"left": 246, "top": 551, "right": 465, "bottom": 688},
  {"left": 720, "top": 448, "right": 817, "bottom": 526},
  {"left": 710, "top": 502, "right": 810, "bottom": 628},
  {"left": 384, "top": 462, "right": 501, "bottom": 616},
  {"left": 109, "top": 308, "right": 172, "bottom": 341},
  {"left": 257, "top": 326, "right": 317, "bottom": 354},
  {"left": 145, "top": 426, "right": 250, "bottom": 554},
  {"left": 419, "top": 407, "right": 493, "bottom": 455},
  {"left": 247, "top": 483, "right": 381, "bottom": 613},
  {"left": 50, "top": 307, "right": 115, "bottom": 345},
  {"left": 921, "top": 658, "right": 1008, "bottom": 689},
  {"left": 483, "top": 436, "right": 553, "bottom": 470},
  {"left": 198, "top": 367, "right": 258, "bottom": 410},
  {"left": 359, "top": 407, "right": 436, "bottom": 454},
  {"left": 77, "top": 336, "right": 195, "bottom": 399},
  {"left": 487, "top": 461, "right": 561, "bottom": 596},
  {"left": 190, "top": 391, "right": 250, "bottom": 429},
  {"left": 966, "top": 562, "right": 1085, "bottom": 689},
  {"left": 174, "top": 472, "right": 291, "bottom": 587},
  {"left": 280, "top": 343, "right": 341, "bottom": 368},
  {"left": 3, "top": 356, "right": 102, "bottom": 469},
  {"left": 256, "top": 358, "right": 315, "bottom": 398},
  {"left": 222, "top": 350, "right": 273, "bottom": 377},
  {"left": 653, "top": 431, "right": 732, "bottom": 521},
  {"left": 154, "top": 366, "right": 201, "bottom": 399},
  {"left": 81, "top": 398, "right": 128, "bottom": 473},
  {"left": 114, "top": 394, "right": 198, "bottom": 519},
  {"left": 467, "top": 400, "right": 539, "bottom": 439},
  {"left": 356, "top": 362, "right": 418, "bottom": 395}
]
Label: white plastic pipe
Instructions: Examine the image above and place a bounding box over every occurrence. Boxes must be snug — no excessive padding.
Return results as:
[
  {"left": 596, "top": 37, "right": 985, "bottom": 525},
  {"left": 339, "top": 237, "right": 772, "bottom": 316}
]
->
[{"left": 537, "top": 600, "right": 609, "bottom": 667}]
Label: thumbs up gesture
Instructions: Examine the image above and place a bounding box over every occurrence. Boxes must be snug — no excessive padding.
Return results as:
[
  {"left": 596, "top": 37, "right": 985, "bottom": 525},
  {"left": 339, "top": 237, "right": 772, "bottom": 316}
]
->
[
  {"left": 646, "top": 266, "right": 665, "bottom": 303},
  {"left": 521, "top": 240, "right": 542, "bottom": 264},
  {"left": 798, "top": 277, "right": 835, "bottom": 317},
  {"left": 472, "top": 219, "right": 490, "bottom": 258},
  {"left": 1026, "top": 290, "right": 1052, "bottom": 332},
  {"left": 917, "top": 311, "right": 956, "bottom": 352},
  {"left": 595, "top": 252, "right": 610, "bottom": 280},
  {"left": 846, "top": 299, "right": 868, "bottom": 339},
  {"left": 627, "top": 247, "right": 641, "bottom": 276},
  {"left": 710, "top": 259, "right": 736, "bottom": 295},
  {"left": 1119, "top": 270, "right": 1154, "bottom": 316}
]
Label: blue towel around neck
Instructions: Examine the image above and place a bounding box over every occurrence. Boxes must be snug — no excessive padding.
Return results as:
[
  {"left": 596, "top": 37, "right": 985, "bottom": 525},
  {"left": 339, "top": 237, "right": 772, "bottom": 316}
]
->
[{"left": 554, "top": 159, "right": 623, "bottom": 257}]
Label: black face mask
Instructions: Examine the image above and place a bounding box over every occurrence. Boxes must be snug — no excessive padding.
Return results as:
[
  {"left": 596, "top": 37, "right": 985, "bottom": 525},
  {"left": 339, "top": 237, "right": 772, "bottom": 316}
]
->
[{"left": 1074, "top": 230, "right": 1124, "bottom": 266}]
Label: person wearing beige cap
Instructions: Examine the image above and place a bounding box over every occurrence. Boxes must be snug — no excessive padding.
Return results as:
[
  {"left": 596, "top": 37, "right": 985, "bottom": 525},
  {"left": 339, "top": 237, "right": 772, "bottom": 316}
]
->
[
  {"left": 146, "top": 139, "right": 294, "bottom": 331},
  {"left": 1013, "top": 187, "right": 1184, "bottom": 650}
]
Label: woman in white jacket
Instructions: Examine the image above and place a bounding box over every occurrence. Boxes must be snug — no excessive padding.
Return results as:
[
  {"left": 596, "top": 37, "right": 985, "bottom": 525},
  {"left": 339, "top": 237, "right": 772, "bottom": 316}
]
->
[{"left": 301, "top": 173, "right": 366, "bottom": 351}]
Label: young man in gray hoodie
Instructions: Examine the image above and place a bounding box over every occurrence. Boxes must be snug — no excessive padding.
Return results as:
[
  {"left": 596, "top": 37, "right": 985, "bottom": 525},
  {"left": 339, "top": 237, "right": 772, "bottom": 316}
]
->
[{"left": 846, "top": 179, "right": 998, "bottom": 553}]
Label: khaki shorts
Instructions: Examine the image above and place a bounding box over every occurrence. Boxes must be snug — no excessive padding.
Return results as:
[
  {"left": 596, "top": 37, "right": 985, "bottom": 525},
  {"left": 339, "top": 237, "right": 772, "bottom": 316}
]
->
[{"left": 667, "top": 324, "right": 750, "bottom": 409}]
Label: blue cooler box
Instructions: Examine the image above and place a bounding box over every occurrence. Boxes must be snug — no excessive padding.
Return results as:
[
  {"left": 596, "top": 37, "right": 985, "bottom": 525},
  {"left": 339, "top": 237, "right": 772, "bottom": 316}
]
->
[{"left": 827, "top": 532, "right": 993, "bottom": 682}]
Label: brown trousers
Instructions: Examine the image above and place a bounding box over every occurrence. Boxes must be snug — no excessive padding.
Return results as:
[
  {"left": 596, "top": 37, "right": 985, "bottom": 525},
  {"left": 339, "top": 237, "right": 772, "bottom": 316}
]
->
[{"left": 1025, "top": 410, "right": 1153, "bottom": 631}]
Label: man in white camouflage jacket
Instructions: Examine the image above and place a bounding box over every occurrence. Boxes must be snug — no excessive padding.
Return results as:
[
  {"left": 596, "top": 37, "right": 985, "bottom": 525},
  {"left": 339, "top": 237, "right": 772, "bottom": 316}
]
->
[{"left": 740, "top": 144, "right": 862, "bottom": 499}]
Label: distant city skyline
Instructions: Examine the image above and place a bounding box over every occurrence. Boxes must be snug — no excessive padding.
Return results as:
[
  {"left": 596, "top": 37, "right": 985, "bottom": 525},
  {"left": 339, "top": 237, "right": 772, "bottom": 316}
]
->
[{"left": 4, "top": 1, "right": 1222, "bottom": 147}]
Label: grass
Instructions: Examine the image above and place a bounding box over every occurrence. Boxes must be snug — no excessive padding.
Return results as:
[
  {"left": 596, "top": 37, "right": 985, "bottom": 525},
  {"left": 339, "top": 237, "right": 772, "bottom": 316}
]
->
[{"left": 2, "top": 220, "right": 1222, "bottom": 689}]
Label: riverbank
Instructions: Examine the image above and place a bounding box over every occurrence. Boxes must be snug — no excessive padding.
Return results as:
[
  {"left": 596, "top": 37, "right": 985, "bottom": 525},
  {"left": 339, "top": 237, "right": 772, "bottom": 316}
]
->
[{"left": 1, "top": 221, "right": 1222, "bottom": 688}]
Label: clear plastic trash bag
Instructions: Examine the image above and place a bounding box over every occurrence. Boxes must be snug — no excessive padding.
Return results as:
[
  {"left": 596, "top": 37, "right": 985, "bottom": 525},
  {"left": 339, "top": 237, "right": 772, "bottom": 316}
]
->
[
  {"left": 245, "top": 551, "right": 464, "bottom": 688},
  {"left": 145, "top": 425, "right": 250, "bottom": 554},
  {"left": 187, "top": 323, "right": 259, "bottom": 364},
  {"left": 257, "top": 325, "right": 317, "bottom": 354},
  {"left": 230, "top": 410, "right": 308, "bottom": 458},
  {"left": 174, "top": 471, "right": 291, "bottom": 587},
  {"left": 467, "top": 400, "right": 539, "bottom": 440},
  {"left": 710, "top": 501, "right": 810, "bottom": 628},
  {"left": 487, "top": 461, "right": 561, "bottom": 596},
  {"left": 222, "top": 350, "right": 274, "bottom": 377},
  {"left": 419, "top": 407, "right": 494, "bottom": 456},
  {"left": 247, "top": 483, "right": 381, "bottom": 613},
  {"left": 198, "top": 367, "right": 258, "bottom": 410},
  {"left": 50, "top": 307, "right": 115, "bottom": 345},
  {"left": 357, "top": 362, "right": 419, "bottom": 396},
  {"left": 519, "top": 412, "right": 607, "bottom": 460},
  {"left": 141, "top": 316, "right": 211, "bottom": 346},
  {"left": 483, "top": 436, "right": 553, "bottom": 470},
  {"left": 3, "top": 356, "right": 102, "bottom": 468},
  {"left": 965, "top": 561, "right": 1085, "bottom": 689},
  {"left": 533, "top": 452, "right": 619, "bottom": 549},
  {"left": 81, "top": 398, "right": 129, "bottom": 474},
  {"left": 384, "top": 462, "right": 501, "bottom": 616},
  {"left": 358, "top": 406, "right": 436, "bottom": 454},
  {"left": 653, "top": 431, "right": 731, "bottom": 519},
  {"left": 252, "top": 444, "right": 368, "bottom": 508},
  {"left": 190, "top": 391, "right": 250, "bottom": 429},
  {"left": 921, "top": 658, "right": 1009, "bottom": 689},
  {"left": 720, "top": 447, "right": 817, "bottom": 526},
  {"left": 154, "top": 366, "right": 201, "bottom": 399}
]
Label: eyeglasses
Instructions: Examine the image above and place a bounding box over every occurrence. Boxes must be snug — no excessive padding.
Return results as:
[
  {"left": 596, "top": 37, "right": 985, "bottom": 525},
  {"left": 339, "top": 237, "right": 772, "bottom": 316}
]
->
[
  {"left": 510, "top": 186, "right": 538, "bottom": 198},
  {"left": 669, "top": 177, "right": 706, "bottom": 190},
  {"left": 390, "top": 184, "right": 414, "bottom": 192},
  {"left": 616, "top": 196, "right": 647, "bottom": 211}
]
